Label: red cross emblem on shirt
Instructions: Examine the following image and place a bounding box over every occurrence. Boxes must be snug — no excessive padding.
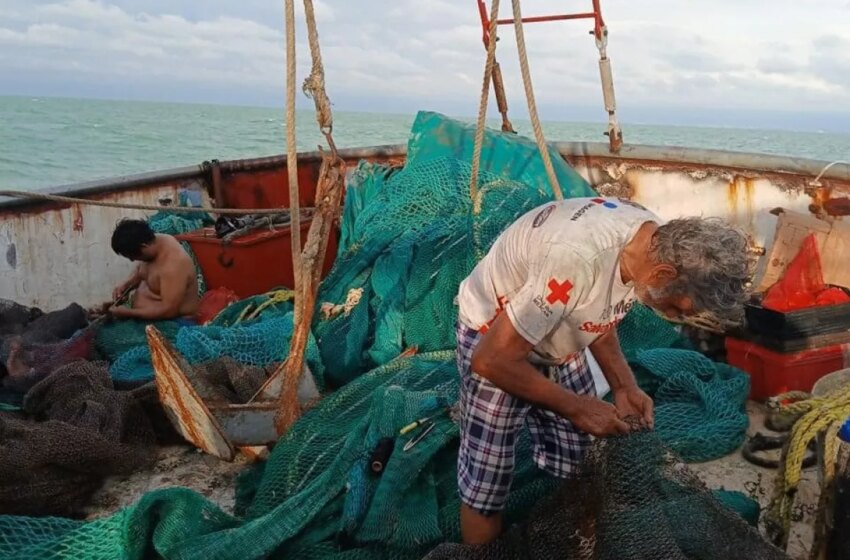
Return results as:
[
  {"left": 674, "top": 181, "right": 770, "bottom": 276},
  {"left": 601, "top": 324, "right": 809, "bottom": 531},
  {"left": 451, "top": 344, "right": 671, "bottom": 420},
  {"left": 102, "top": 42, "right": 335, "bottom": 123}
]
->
[{"left": 546, "top": 278, "right": 573, "bottom": 305}]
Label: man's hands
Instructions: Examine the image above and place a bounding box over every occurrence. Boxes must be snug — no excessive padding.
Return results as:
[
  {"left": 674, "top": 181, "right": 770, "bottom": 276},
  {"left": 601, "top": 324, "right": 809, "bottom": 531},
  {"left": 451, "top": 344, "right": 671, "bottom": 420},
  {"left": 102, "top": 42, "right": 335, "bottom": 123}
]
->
[
  {"left": 112, "top": 284, "right": 128, "bottom": 302},
  {"left": 558, "top": 386, "right": 654, "bottom": 437},
  {"left": 108, "top": 305, "right": 133, "bottom": 318},
  {"left": 613, "top": 385, "right": 654, "bottom": 429},
  {"left": 565, "top": 394, "right": 630, "bottom": 437}
]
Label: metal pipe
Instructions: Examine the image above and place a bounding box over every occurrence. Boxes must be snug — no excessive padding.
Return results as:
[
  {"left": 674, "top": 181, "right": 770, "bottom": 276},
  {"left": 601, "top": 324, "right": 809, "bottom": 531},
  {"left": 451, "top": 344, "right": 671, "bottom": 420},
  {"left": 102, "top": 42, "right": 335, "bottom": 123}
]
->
[
  {"left": 209, "top": 159, "right": 226, "bottom": 209},
  {"left": 496, "top": 13, "right": 595, "bottom": 24}
]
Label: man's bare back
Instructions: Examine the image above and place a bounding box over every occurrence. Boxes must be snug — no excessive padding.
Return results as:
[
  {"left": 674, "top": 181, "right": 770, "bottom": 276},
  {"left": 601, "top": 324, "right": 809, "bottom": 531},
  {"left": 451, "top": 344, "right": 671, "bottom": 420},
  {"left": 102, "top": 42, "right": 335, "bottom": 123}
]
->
[{"left": 109, "top": 219, "right": 199, "bottom": 321}]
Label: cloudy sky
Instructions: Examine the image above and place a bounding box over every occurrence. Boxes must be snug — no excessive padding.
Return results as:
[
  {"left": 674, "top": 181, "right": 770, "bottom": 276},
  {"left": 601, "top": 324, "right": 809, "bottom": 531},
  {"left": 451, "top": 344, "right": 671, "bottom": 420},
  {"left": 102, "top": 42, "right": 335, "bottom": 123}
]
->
[{"left": 2, "top": 0, "right": 850, "bottom": 130}]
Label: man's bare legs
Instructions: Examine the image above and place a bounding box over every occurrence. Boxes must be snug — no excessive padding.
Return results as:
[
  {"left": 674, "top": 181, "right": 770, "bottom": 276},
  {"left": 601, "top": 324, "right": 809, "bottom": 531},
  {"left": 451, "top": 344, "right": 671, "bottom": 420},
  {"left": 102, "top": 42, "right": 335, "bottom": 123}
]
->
[{"left": 460, "top": 503, "right": 503, "bottom": 545}]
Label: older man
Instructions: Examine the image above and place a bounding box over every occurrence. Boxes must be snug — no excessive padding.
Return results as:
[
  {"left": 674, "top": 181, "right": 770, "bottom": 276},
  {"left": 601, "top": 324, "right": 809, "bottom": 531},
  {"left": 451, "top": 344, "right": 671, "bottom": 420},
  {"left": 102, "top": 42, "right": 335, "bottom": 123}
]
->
[{"left": 455, "top": 196, "right": 749, "bottom": 544}]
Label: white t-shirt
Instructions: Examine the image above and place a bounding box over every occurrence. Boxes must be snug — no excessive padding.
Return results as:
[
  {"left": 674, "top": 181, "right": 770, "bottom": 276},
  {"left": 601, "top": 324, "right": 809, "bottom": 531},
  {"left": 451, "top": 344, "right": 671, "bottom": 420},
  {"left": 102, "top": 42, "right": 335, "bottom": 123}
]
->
[{"left": 457, "top": 197, "right": 660, "bottom": 364}]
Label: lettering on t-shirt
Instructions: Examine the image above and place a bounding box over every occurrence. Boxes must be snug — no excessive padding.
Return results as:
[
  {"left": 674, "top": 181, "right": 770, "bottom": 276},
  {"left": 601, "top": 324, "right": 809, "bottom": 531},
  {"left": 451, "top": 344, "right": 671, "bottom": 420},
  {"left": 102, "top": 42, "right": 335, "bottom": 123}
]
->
[
  {"left": 570, "top": 203, "right": 594, "bottom": 221},
  {"left": 601, "top": 298, "right": 635, "bottom": 321},
  {"left": 532, "top": 295, "right": 552, "bottom": 317},
  {"left": 579, "top": 318, "right": 624, "bottom": 334},
  {"left": 570, "top": 198, "right": 618, "bottom": 221},
  {"left": 532, "top": 204, "right": 556, "bottom": 228}
]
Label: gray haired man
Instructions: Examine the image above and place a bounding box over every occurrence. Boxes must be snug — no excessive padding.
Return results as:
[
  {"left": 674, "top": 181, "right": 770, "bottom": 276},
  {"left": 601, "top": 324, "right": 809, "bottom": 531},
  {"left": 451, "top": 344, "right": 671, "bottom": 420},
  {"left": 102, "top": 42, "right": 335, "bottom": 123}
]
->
[{"left": 454, "top": 197, "right": 750, "bottom": 545}]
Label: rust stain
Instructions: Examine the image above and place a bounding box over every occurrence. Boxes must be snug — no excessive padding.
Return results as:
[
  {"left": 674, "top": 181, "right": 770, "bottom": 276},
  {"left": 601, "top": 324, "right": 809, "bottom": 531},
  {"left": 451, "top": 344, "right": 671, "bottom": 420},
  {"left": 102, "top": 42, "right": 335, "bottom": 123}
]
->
[
  {"left": 147, "top": 326, "right": 233, "bottom": 459},
  {"left": 5, "top": 243, "right": 16, "bottom": 269},
  {"left": 150, "top": 337, "right": 204, "bottom": 446},
  {"left": 727, "top": 177, "right": 739, "bottom": 220},
  {"left": 72, "top": 204, "right": 84, "bottom": 232},
  {"left": 744, "top": 177, "right": 755, "bottom": 228},
  {"left": 823, "top": 198, "right": 850, "bottom": 216}
]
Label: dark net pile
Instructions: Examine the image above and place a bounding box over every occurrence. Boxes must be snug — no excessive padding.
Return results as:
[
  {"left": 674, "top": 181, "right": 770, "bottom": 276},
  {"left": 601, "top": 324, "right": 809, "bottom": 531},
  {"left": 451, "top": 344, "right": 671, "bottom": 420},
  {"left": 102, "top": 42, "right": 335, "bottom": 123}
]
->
[
  {"left": 0, "top": 301, "right": 92, "bottom": 398},
  {"left": 0, "top": 360, "right": 156, "bottom": 516},
  {"left": 426, "top": 426, "right": 788, "bottom": 560},
  {"left": 188, "top": 357, "right": 275, "bottom": 404}
]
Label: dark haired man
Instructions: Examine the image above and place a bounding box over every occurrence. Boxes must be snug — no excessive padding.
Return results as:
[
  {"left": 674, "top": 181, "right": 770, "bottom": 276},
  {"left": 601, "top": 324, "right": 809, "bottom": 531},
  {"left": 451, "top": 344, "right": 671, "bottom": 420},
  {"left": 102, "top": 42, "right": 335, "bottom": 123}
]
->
[{"left": 109, "top": 219, "right": 199, "bottom": 322}]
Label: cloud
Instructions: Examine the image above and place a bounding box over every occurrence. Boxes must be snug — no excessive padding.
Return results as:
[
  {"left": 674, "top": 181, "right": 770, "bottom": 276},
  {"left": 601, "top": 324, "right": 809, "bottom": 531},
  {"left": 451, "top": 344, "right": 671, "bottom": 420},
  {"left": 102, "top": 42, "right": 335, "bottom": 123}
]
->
[
  {"left": 757, "top": 57, "right": 805, "bottom": 75},
  {"left": 0, "top": 0, "right": 849, "bottom": 123}
]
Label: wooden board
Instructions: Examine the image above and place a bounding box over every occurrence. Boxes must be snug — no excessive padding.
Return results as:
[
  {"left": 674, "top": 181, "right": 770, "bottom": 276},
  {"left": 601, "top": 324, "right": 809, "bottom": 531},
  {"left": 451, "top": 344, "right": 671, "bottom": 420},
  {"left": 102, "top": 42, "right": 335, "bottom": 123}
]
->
[{"left": 757, "top": 210, "right": 850, "bottom": 292}]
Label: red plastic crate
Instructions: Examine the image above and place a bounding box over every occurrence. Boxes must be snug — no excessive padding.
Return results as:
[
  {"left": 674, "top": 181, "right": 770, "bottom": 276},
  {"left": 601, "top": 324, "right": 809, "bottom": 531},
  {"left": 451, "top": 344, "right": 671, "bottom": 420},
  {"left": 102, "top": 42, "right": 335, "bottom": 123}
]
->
[
  {"left": 726, "top": 337, "right": 849, "bottom": 401},
  {"left": 177, "top": 220, "right": 338, "bottom": 299}
]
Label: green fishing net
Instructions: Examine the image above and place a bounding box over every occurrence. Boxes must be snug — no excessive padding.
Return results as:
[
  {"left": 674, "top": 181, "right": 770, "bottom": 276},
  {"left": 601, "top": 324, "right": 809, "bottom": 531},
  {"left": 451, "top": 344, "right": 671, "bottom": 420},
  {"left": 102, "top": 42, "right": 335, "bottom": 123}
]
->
[
  {"left": 0, "top": 345, "right": 757, "bottom": 560},
  {"left": 106, "top": 309, "right": 323, "bottom": 388},
  {"left": 0, "top": 112, "right": 763, "bottom": 559}
]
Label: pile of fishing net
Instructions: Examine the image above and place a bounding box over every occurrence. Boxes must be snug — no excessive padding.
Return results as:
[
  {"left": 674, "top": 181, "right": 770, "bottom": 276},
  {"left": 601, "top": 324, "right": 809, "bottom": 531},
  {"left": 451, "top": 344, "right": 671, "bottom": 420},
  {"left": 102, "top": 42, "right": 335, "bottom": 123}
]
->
[
  {"left": 0, "top": 348, "right": 765, "bottom": 560},
  {"left": 425, "top": 425, "right": 787, "bottom": 560},
  {"left": 0, "top": 112, "right": 770, "bottom": 558},
  {"left": 314, "top": 112, "right": 595, "bottom": 388},
  {"left": 0, "top": 360, "right": 156, "bottom": 517},
  {"left": 0, "top": 300, "right": 93, "bottom": 402},
  {"left": 100, "top": 293, "right": 324, "bottom": 389}
]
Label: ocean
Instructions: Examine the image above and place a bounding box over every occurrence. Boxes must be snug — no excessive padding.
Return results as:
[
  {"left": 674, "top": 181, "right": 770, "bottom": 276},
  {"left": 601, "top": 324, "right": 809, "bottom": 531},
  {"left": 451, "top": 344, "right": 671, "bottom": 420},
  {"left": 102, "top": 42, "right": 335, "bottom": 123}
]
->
[{"left": 2, "top": 95, "right": 849, "bottom": 191}]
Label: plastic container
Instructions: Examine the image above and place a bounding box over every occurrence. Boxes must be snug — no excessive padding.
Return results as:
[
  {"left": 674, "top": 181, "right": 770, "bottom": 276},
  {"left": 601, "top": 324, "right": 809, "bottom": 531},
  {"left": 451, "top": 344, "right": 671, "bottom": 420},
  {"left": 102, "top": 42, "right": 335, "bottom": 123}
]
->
[
  {"left": 726, "top": 337, "right": 849, "bottom": 401},
  {"left": 745, "top": 293, "right": 850, "bottom": 341},
  {"left": 177, "top": 220, "right": 338, "bottom": 299},
  {"left": 733, "top": 328, "right": 850, "bottom": 353}
]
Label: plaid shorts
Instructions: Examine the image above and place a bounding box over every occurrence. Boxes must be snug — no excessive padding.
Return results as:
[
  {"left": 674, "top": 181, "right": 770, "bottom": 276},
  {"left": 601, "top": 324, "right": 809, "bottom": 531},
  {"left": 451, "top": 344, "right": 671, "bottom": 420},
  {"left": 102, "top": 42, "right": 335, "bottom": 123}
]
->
[{"left": 456, "top": 322, "right": 595, "bottom": 515}]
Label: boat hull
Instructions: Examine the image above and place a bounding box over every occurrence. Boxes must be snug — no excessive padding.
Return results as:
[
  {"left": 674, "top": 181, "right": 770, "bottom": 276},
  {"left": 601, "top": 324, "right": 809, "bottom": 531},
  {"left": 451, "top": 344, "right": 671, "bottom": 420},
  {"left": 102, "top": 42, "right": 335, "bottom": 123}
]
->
[{"left": 1, "top": 142, "right": 847, "bottom": 311}]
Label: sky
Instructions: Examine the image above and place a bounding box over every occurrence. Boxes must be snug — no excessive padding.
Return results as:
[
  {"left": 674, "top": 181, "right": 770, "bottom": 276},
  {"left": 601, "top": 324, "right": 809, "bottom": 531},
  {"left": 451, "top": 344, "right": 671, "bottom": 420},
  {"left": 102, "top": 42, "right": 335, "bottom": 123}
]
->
[{"left": 1, "top": 0, "right": 850, "bottom": 131}]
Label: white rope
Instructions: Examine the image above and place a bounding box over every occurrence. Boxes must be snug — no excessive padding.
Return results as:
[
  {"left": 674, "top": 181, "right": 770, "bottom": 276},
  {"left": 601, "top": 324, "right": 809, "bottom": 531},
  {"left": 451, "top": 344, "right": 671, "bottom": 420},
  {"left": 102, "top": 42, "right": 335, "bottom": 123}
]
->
[
  {"left": 284, "top": 0, "right": 303, "bottom": 321},
  {"left": 0, "top": 189, "right": 310, "bottom": 215},
  {"left": 510, "top": 0, "right": 563, "bottom": 200},
  {"left": 470, "top": 0, "right": 500, "bottom": 212}
]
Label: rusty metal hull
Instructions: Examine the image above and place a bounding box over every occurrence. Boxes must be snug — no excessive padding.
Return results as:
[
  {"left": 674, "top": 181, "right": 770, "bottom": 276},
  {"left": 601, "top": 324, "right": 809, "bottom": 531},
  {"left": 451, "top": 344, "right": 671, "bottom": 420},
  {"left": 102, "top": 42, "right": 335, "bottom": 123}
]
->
[
  {"left": 1, "top": 142, "right": 848, "bottom": 311},
  {"left": 147, "top": 324, "right": 319, "bottom": 457},
  {"left": 147, "top": 325, "right": 237, "bottom": 461}
]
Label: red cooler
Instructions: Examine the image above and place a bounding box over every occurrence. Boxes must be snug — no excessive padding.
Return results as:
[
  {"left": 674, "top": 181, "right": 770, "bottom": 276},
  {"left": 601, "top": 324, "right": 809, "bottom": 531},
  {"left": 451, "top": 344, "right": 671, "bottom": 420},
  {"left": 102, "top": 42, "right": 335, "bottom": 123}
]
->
[
  {"left": 726, "top": 337, "right": 849, "bottom": 401},
  {"left": 178, "top": 220, "right": 338, "bottom": 299}
]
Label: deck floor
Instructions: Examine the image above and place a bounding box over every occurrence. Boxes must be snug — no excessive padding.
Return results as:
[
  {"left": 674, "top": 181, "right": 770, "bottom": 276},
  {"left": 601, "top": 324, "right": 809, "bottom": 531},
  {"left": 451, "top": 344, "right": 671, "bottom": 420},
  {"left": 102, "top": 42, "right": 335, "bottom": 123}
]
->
[
  {"left": 690, "top": 401, "right": 817, "bottom": 560},
  {"left": 84, "top": 402, "right": 818, "bottom": 559}
]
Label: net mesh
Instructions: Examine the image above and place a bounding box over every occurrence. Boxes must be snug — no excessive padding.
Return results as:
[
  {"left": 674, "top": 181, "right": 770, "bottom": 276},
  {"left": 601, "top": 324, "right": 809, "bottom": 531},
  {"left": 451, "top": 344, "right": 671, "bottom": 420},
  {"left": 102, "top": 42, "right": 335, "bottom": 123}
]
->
[
  {"left": 314, "top": 156, "right": 556, "bottom": 387},
  {"left": 106, "top": 309, "right": 324, "bottom": 390},
  {"left": 0, "top": 302, "right": 93, "bottom": 397},
  {"left": 0, "top": 361, "right": 155, "bottom": 517},
  {"left": 0, "top": 112, "right": 771, "bottom": 559},
  {"left": 424, "top": 426, "right": 787, "bottom": 560},
  {"left": 0, "top": 346, "right": 760, "bottom": 560}
]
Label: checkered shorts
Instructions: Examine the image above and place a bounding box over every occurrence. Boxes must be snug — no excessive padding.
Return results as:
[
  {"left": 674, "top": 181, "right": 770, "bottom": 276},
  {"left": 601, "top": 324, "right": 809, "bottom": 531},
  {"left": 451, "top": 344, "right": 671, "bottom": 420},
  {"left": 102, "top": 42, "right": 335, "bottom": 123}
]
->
[{"left": 456, "top": 322, "right": 595, "bottom": 515}]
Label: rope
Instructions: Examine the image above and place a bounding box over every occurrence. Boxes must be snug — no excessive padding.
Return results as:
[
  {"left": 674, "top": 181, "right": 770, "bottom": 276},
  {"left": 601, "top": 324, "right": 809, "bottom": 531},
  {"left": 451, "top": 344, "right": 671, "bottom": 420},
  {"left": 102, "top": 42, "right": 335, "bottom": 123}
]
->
[
  {"left": 235, "top": 290, "right": 295, "bottom": 324},
  {"left": 510, "top": 0, "right": 563, "bottom": 200},
  {"left": 765, "top": 380, "right": 850, "bottom": 555},
  {"left": 284, "top": 0, "right": 303, "bottom": 316},
  {"left": 0, "top": 190, "right": 309, "bottom": 216},
  {"left": 469, "top": 0, "right": 500, "bottom": 212},
  {"left": 275, "top": 0, "right": 344, "bottom": 435},
  {"left": 302, "top": 0, "right": 335, "bottom": 150}
]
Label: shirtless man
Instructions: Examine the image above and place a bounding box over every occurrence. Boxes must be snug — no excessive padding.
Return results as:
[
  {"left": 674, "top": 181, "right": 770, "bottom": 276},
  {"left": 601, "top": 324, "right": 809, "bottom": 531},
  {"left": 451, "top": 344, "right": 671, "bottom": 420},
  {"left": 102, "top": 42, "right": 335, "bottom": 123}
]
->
[{"left": 108, "top": 218, "right": 199, "bottom": 321}]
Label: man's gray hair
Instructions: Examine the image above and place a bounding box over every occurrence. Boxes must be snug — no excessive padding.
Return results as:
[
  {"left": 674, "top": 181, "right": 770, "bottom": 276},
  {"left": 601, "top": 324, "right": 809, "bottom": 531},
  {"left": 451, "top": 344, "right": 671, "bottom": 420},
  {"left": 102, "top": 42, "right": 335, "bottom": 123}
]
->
[{"left": 651, "top": 217, "right": 751, "bottom": 321}]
